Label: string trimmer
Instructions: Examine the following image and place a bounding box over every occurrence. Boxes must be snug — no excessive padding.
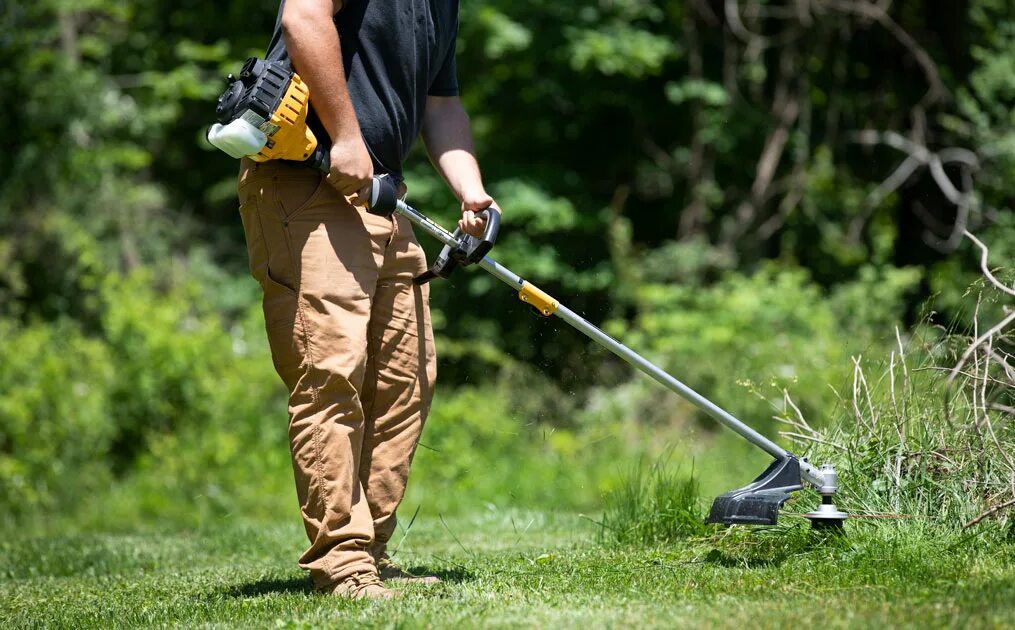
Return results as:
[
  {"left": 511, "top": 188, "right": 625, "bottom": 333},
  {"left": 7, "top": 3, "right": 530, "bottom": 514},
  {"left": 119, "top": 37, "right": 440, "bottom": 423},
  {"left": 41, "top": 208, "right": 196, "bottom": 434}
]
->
[
  {"left": 366, "top": 177, "right": 848, "bottom": 529},
  {"left": 207, "top": 56, "right": 847, "bottom": 528}
]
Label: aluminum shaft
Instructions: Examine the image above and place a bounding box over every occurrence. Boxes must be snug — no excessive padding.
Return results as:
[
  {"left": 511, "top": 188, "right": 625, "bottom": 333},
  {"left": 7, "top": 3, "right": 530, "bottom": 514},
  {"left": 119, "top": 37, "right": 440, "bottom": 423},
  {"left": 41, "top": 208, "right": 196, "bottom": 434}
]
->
[{"left": 393, "top": 199, "right": 807, "bottom": 470}]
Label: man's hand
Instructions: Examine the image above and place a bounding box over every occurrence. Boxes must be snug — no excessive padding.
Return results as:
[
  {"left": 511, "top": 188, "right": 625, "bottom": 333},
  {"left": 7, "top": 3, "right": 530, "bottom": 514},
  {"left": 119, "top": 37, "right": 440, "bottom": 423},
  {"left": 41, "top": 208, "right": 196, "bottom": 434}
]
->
[
  {"left": 327, "top": 136, "right": 374, "bottom": 205},
  {"left": 459, "top": 191, "right": 498, "bottom": 238}
]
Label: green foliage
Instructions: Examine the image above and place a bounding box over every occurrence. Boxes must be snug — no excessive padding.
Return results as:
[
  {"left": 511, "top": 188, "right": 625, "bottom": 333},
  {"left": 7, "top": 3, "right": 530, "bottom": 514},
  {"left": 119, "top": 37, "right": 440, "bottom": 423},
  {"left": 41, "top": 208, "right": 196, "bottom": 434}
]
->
[
  {"left": 0, "top": 264, "right": 289, "bottom": 528},
  {"left": 406, "top": 383, "right": 630, "bottom": 514},
  {"left": 0, "top": 320, "right": 115, "bottom": 522},
  {"left": 615, "top": 264, "right": 920, "bottom": 430},
  {"left": 566, "top": 23, "right": 679, "bottom": 78}
]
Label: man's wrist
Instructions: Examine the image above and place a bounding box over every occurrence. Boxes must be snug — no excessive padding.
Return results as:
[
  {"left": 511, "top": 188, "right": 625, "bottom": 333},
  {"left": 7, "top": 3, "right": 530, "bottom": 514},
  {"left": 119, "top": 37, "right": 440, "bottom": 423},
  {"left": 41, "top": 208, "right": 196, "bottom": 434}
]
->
[
  {"left": 459, "top": 187, "right": 491, "bottom": 206},
  {"left": 328, "top": 127, "right": 363, "bottom": 148}
]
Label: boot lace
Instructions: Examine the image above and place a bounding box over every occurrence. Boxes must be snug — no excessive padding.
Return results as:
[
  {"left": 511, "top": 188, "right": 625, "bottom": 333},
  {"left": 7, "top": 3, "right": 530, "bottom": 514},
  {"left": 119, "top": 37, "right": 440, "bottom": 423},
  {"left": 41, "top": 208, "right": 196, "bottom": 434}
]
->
[{"left": 349, "top": 571, "right": 385, "bottom": 593}]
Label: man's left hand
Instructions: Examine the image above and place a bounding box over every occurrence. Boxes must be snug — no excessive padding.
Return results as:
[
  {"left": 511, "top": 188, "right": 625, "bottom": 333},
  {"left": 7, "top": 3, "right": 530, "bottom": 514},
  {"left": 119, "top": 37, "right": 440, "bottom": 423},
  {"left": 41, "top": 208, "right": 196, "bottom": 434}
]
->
[{"left": 459, "top": 192, "right": 499, "bottom": 238}]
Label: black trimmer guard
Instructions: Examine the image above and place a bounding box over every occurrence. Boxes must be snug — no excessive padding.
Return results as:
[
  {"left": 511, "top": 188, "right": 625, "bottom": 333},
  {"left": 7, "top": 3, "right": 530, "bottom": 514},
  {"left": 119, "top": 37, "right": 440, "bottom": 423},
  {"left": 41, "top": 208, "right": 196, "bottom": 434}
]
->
[{"left": 706, "top": 456, "right": 803, "bottom": 526}]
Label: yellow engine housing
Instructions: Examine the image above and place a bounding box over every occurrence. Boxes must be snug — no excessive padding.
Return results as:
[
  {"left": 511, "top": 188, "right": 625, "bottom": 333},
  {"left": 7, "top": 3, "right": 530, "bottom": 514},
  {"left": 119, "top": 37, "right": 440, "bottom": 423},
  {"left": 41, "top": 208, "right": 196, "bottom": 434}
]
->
[{"left": 251, "top": 73, "right": 319, "bottom": 163}]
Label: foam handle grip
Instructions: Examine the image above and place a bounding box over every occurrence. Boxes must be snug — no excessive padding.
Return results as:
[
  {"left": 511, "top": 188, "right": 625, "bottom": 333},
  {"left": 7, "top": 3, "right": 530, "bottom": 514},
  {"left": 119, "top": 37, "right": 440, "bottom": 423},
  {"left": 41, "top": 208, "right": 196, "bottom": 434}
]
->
[{"left": 366, "top": 176, "right": 398, "bottom": 216}]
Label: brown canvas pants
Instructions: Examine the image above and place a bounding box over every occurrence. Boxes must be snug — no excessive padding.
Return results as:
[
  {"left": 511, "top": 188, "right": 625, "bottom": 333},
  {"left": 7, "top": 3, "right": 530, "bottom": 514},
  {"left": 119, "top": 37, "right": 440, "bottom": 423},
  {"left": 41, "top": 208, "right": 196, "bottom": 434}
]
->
[{"left": 237, "top": 158, "right": 436, "bottom": 588}]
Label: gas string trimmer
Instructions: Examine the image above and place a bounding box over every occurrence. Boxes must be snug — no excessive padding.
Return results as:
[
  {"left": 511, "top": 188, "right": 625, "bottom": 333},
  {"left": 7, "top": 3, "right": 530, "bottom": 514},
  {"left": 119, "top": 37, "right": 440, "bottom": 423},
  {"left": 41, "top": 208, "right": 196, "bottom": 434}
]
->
[
  {"left": 365, "top": 177, "right": 847, "bottom": 529},
  {"left": 209, "top": 57, "right": 848, "bottom": 528}
]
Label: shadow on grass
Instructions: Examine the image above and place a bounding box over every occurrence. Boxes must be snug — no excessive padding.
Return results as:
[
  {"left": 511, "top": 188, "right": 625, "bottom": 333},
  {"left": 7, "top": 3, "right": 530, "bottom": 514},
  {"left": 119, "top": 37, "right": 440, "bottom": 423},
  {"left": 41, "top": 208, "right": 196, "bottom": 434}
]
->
[
  {"left": 224, "top": 566, "right": 475, "bottom": 599},
  {"left": 403, "top": 565, "right": 475, "bottom": 584},
  {"left": 226, "top": 576, "right": 314, "bottom": 598}
]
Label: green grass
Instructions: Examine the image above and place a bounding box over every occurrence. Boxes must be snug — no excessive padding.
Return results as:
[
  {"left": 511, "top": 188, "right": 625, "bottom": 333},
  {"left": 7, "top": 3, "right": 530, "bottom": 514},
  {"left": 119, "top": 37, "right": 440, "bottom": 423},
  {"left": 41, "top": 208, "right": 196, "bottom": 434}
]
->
[
  {"left": 599, "top": 458, "right": 709, "bottom": 544},
  {"left": 2, "top": 511, "right": 1013, "bottom": 628}
]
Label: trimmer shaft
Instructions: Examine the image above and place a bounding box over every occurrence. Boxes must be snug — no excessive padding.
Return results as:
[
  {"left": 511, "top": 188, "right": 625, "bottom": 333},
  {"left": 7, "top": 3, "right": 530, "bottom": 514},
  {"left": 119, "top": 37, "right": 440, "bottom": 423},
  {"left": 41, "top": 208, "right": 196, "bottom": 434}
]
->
[{"left": 365, "top": 176, "right": 850, "bottom": 531}]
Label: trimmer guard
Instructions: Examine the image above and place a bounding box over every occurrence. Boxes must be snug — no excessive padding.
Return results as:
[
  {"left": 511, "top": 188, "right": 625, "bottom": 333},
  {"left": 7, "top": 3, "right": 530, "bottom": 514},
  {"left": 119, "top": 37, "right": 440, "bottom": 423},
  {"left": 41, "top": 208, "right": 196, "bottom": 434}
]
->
[{"left": 707, "top": 456, "right": 803, "bottom": 526}]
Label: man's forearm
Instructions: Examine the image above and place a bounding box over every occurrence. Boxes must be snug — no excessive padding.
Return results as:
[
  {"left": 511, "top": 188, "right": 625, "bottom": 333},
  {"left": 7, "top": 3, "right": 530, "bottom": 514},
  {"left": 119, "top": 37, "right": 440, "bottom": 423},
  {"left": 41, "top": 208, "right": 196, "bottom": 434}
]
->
[
  {"left": 282, "top": 0, "right": 373, "bottom": 200},
  {"left": 281, "top": 0, "right": 359, "bottom": 144},
  {"left": 422, "top": 97, "right": 490, "bottom": 206}
]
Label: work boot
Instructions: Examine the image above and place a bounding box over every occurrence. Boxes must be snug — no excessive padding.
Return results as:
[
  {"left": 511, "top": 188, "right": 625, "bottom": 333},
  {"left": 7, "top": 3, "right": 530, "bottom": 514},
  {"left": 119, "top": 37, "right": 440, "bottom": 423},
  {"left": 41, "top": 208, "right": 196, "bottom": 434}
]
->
[
  {"left": 324, "top": 571, "right": 397, "bottom": 599},
  {"left": 373, "top": 550, "right": 441, "bottom": 585}
]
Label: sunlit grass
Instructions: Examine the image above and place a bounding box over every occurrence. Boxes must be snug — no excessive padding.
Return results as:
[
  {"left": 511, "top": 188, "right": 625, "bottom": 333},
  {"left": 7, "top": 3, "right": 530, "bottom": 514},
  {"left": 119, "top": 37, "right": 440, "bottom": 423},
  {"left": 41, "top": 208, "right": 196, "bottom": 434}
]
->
[{"left": 2, "top": 511, "right": 1012, "bottom": 628}]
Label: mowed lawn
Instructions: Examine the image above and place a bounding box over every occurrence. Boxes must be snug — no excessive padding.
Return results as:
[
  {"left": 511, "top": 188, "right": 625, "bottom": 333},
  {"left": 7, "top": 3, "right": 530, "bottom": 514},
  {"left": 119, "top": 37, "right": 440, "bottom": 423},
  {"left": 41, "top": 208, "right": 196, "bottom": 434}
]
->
[{"left": 2, "top": 510, "right": 1013, "bottom": 628}]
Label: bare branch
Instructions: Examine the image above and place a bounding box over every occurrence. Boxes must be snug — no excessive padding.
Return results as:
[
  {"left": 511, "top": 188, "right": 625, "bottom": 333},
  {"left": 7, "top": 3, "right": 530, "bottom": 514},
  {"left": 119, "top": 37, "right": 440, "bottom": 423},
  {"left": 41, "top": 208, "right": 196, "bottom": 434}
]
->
[
  {"left": 780, "top": 431, "right": 850, "bottom": 451},
  {"left": 947, "top": 310, "right": 1015, "bottom": 390},
  {"left": 742, "top": 4, "right": 800, "bottom": 19},
  {"left": 730, "top": 52, "right": 802, "bottom": 241},
  {"left": 817, "top": 0, "right": 949, "bottom": 104},
  {"left": 928, "top": 156, "right": 963, "bottom": 204},
  {"left": 725, "top": 0, "right": 768, "bottom": 45},
  {"left": 963, "top": 497, "right": 1015, "bottom": 530},
  {"left": 796, "top": 0, "right": 814, "bottom": 26},
  {"left": 913, "top": 366, "right": 1014, "bottom": 388},
  {"left": 963, "top": 231, "right": 1015, "bottom": 299},
  {"left": 852, "top": 131, "right": 982, "bottom": 250},
  {"left": 989, "top": 403, "right": 1015, "bottom": 416},
  {"left": 863, "top": 155, "right": 921, "bottom": 210},
  {"left": 987, "top": 349, "right": 1015, "bottom": 384},
  {"left": 853, "top": 130, "right": 979, "bottom": 169}
]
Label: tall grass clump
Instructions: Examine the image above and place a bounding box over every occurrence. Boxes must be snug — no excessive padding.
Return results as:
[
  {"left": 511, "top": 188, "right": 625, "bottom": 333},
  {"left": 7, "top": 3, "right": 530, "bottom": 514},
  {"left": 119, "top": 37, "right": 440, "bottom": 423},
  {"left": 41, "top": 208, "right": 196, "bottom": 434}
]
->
[
  {"left": 600, "top": 458, "right": 709, "bottom": 544},
  {"left": 599, "top": 291, "right": 1012, "bottom": 546},
  {"left": 783, "top": 316, "right": 1013, "bottom": 535}
]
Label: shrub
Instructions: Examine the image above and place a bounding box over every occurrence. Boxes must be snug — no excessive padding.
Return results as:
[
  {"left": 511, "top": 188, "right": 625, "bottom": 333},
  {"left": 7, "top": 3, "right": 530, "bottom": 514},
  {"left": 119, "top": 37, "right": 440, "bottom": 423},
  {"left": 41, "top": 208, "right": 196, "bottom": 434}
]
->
[
  {"left": 0, "top": 319, "right": 116, "bottom": 524},
  {"left": 406, "top": 383, "right": 629, "bottom": 513},
  {"left": 0, "top": 264, "right": 294, "bottom": 528},
  {"left": 795, "top": 325, "right": 1014, "bottom": 530}
]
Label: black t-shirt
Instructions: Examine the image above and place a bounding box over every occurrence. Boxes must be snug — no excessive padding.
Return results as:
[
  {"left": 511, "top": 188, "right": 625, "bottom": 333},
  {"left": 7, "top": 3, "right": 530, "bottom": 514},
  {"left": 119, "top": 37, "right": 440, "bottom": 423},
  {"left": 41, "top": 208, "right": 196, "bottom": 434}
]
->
[{"left": 266, "top": 0, "right": 460, "bottom": 177}]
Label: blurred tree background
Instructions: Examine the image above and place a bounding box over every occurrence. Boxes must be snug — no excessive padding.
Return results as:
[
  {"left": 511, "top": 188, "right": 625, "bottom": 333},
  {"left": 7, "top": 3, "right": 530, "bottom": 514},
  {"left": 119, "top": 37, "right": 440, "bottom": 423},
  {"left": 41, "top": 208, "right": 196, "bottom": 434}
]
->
[{"left": 0, "top": 0, "right": 1012, "bottom": 529}]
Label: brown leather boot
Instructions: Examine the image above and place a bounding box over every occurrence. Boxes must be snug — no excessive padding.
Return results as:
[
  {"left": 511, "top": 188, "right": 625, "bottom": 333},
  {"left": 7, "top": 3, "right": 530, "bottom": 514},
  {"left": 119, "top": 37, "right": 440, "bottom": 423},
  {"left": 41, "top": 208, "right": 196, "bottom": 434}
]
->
[
  {"left": 324, "top": 571, "right": 398, "bottom": 599},
  {"left": 373, "top": 550, "right": 441, "bottom": 585}
]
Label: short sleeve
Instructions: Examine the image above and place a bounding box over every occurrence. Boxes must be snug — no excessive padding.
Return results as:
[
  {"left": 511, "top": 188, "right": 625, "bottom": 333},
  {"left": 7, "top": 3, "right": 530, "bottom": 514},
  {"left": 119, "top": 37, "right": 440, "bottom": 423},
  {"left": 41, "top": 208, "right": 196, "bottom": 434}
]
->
[{"left": 428, "top": 26, "right": 459, "bottom": 96}]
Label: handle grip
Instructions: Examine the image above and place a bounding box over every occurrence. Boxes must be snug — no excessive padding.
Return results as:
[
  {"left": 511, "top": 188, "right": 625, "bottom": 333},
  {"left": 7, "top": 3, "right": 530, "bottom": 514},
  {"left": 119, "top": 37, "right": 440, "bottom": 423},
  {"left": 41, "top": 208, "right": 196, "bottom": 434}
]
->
[
  {"left": 366, "top": 175, "right": 399, "bottom": 216},
  {"left": 309, "top": 144, "right": 330, "bottom": 174},
  {"left": 462, "top": 207, "right": 500, "bottom": 264},
  {"left": 364, "top": 176, "right": 500, "bottom": 261}
]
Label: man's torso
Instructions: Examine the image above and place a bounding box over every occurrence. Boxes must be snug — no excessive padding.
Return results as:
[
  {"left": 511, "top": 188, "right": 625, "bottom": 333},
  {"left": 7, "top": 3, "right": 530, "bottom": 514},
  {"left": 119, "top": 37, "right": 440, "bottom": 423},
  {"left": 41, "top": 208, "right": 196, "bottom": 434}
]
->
[{"left": 266, "top": 0, "right": 460, "bottom": 176}]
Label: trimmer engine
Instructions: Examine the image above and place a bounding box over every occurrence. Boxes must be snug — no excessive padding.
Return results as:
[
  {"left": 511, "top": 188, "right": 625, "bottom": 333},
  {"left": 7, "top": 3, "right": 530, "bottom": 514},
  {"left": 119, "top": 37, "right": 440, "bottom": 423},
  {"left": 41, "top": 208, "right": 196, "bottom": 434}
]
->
[{"left": 207, "top": 57, "right": 328, "bottom": 171}]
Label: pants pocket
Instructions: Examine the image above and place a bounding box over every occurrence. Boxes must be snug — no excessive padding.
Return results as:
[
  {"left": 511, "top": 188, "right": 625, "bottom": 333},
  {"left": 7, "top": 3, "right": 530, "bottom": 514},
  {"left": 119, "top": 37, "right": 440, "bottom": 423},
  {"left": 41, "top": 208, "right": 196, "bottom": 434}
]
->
[
  {"left": 240, "top": 186, "right": 305, "bottom": 393},
  {"left": 273, "top": 172, "right": 329, "bottom": 222}
]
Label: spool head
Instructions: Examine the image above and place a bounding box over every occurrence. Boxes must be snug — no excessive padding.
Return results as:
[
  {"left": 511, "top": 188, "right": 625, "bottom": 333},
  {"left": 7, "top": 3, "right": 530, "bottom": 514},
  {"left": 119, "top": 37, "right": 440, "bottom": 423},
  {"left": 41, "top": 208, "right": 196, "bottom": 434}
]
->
[{"left": 804, "top": 464, "right": 848, "bottom": 530}]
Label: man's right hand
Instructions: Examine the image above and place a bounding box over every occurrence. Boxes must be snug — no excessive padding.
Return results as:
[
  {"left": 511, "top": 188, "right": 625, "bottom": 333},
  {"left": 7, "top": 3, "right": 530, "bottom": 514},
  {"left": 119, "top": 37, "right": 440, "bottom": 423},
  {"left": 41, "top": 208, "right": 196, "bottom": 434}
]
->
[
  {"left": 282, "top": 0, "right": 372, "bottom": 205},
  {"left": 326, "top": 136, "right": 374, "bottom": 206}
]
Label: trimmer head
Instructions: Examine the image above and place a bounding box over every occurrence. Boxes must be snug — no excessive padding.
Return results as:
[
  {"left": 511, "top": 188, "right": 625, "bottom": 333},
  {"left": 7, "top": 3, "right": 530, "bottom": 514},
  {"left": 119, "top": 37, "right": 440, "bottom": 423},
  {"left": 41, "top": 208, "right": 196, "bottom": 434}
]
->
[
  {"left": 707, "top": 457, "right": 848, "bottom": 529},
  {"left": 804, "top": 464, "right": 848, "bottom": 530}
]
